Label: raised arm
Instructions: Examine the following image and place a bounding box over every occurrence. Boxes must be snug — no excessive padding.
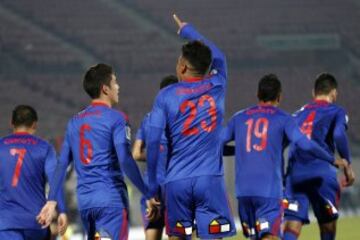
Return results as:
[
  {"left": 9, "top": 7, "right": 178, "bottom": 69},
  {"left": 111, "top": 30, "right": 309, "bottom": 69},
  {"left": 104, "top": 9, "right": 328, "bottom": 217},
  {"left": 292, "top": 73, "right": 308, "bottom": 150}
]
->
[{"left": 173, "top": 14, "right": 227, "bottom": 79}]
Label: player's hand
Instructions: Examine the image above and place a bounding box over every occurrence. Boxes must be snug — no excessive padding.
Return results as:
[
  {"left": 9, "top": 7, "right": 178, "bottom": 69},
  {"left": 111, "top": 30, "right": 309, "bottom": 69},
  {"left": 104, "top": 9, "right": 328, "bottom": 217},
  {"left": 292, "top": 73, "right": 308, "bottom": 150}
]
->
[
  {"left": 173, "top": 14, "right": 188, "bottom": 34},
  {"left": 333, "top": 158, "right": 348, "bottom": 169},
  {"left": 57, "top": 213, "right": 68, "bottom": 236},
  {"left": 343, "top": 164, "right": 355, "bottom": 187},
  {"left": 36, "top": 201, "right": 57, "bottom": 228},
  {"left": 146, "top": 198, "right": 161, "bottom": 222}
]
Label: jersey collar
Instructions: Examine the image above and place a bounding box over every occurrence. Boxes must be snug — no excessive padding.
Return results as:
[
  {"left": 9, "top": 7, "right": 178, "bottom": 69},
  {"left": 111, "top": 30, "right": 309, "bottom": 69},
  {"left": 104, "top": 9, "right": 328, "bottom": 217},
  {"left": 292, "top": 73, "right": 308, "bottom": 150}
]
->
[
  {"left": 13, "top": 131, "right": 30, "bottom": 135},
  {"left": 313, "top": 99, "right": 330, "bottom": 104},
  {"left": 91, "top": 101, "right": 111, "bottom": 108},
  {"left": 182, "top": 74, "right": 210, "bottom": 83}
]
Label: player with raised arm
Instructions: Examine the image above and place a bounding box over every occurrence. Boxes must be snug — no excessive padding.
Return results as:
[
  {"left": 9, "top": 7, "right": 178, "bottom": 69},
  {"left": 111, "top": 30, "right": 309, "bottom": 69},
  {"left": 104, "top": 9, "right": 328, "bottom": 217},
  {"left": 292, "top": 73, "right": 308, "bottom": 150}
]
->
[
  {"left": 132, "top": 75, "right": 178, "bottom": 240},
  {"left": 222, "top": 74, "right": 347, "bottom": 240},
  {"left": 283, "top": 73, "right": 355, "bottom": 240},
  {"left": 0, "top": 105, "right": 67, "bottom": 240},
  {"left": 37, "top": 63, "right": 147, "bottom": 240},
  {"left": 146, "top": 14, "right": 236, "bottom": 240}
]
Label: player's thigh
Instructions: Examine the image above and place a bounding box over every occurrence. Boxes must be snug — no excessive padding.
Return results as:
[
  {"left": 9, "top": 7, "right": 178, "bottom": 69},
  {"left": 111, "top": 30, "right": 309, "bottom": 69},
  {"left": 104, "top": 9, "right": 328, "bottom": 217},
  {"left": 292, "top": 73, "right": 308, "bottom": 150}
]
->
[
  {"left": 254, "top": 197, "right": 283, "bottom": 239},
  {"left": 309, "top": 177, "right": 340, "bottom": 224},
  {"left": 0, "top": 229, "right": 23, "bottom": 240},
  {"left": 193, "top": 175, "right": 236, "bottom": 239},
  {"left": 284, "top": 182, "right": 311, "bottom": 225},
  {"left": 164, "top": 179, "right": 193, "bottom": 239},
  {"left": 95, "top": 207, "right": 129, "bottom": 240},
  {"left": 80, "top": 209, "right": 96, "bottom": 240},
  {"left": 23, "top": 228, "right": 50, "bottom": 240},
  {"left": 237, "top": 197, "right": 257, "bottom": 238}
]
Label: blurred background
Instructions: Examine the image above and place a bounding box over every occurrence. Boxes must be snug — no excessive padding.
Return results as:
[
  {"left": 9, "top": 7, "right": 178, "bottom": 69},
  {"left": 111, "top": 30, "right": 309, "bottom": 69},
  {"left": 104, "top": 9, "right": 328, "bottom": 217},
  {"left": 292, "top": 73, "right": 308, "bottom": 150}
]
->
[{"left": 0, "top": 0, "right": 359, "bottom": 239}]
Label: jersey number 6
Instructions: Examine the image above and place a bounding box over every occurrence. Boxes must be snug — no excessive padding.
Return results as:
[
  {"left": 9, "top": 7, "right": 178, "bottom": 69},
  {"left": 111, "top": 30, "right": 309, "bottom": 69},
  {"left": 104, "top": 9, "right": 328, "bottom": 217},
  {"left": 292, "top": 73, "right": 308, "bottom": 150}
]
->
[{"left": 80, "top": 124, "right": 93, "bottom": 164}]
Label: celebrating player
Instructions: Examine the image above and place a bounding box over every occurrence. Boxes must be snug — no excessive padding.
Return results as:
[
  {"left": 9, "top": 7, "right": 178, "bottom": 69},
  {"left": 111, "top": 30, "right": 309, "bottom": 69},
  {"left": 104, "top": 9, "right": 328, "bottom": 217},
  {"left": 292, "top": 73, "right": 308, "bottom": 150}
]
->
[
  {"left": 132, "top": 75, "right": 178, "bottom": 240},
  {"left": 222, "top": 74, "right": 347, "bottom": 240},
  {"left": 146, "top": 14, "right": 236, "bottom": 240},
  {"left": 283, "top": 73, "right": 355, "bottom": 240},
  {"left": 37, "top": 63, "right": 147, "bottom": 240},
  {"left": 0, "top": 105, "right": 68, "bottom": 240}
]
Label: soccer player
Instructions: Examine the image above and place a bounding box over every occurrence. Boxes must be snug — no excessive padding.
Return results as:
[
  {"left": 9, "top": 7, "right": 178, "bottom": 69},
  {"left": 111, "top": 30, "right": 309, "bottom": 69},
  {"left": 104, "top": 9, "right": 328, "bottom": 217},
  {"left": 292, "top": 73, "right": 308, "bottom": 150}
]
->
[
  {"left": 132, "top": 75, "right": 178, "bottom": 240},
  {"left": 146, "top": 14, "right": 236, "bottom": 240},
  {"left": 37, "top": 63, "right": 147, "bottom": 240},
  {"left": 222, "top": 74, "right": 347, "bottom": 240},
  {"left": 283, "top": 73, "right": 355, "bottom": 240},
  {"left": 0, "top": 105, "right": 68, "bottom": 240}
]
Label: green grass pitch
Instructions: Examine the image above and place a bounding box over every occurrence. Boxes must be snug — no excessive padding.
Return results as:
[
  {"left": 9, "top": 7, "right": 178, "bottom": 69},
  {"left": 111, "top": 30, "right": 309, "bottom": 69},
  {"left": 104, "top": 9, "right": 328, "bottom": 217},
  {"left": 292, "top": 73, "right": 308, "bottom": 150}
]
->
[{"left": 227, "top": 216, "right": 360, "bottom": 239}]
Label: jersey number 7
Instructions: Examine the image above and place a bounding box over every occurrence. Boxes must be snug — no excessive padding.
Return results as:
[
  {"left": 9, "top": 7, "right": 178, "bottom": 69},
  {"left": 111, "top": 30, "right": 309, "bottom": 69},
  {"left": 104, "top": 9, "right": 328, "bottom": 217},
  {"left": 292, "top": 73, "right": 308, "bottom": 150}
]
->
[
  {"left": 10, "top": 148, "right": 27, "bottom": 187},
  {"left": 245, "top": 118, "right": 269, "bottom": 152}
]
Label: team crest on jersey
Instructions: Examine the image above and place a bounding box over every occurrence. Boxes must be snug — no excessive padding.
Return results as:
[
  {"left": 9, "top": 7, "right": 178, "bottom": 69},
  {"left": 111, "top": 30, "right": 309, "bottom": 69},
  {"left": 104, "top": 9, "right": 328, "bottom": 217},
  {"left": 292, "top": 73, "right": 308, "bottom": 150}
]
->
[
  {"left": 174, "top": 221, "right": 192, "bottom": 235},
  {"left": 209, "top": 218, "right": 231, "bottom": 234},
  {"left": 125, "top": 125, "right": 131, "bottom": 141},
  {"left": 94, "top": 229, "right": 112, "bottom": 240}
]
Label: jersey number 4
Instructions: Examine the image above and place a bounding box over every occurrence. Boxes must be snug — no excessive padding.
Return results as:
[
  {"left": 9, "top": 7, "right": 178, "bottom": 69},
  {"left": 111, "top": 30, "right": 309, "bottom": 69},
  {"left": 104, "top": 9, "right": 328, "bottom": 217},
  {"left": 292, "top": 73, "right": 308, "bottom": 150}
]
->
[
  {"left": 245, "top": 118, "right": 269, "bottom": 152},
  {"left": 80, "top": 124, "right": 93, "bottom": 164},
  {"left": 10, "top": 148, "right": 27, "bottom": 187},
  {"left": 300, "top": 111, "right": 316, "bottom": 139},
  {"left": 180, "top": 95, "right": 217, "bottom": 136}
]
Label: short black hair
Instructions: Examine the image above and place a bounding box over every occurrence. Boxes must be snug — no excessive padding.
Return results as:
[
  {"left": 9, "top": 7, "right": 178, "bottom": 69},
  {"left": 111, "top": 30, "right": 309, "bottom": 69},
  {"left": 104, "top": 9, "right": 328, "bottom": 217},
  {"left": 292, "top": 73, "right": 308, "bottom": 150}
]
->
[
  {"left": 83, "top": 63, "right": 114, "bottom": 99},
  {"left": 182, "top": 40, "right": 212, "bottom": 75},
  {"left": 12, "top": 105, "right": 38, "bottom": 128},
  {"left": 160, "top": 75, "right": 178, "bottom": 89},
  {"left": 257, "top": 74, "right": 282, "bottom": 102},
  {"left": 314, "top": 73, "right": 338, "bottom": 96}
]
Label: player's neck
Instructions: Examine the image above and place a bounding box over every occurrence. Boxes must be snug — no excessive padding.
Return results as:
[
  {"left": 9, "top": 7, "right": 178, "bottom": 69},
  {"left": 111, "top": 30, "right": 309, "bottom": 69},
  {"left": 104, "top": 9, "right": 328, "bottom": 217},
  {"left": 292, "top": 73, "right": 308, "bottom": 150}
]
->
[
  {"left": 13, "top": 127, "right": 34, "bottom": 135},
  {"left": 91, "top": 98, "right": 112, "bottom": 108},
  {"left": 314, "top": 95, "right": 332, "bottom": 103},
  {"left": 181, "top": 72, "right": 205, "bottom": 82},
  {"left": 258, "top": 101, "right": 278, "bottom": 107}
]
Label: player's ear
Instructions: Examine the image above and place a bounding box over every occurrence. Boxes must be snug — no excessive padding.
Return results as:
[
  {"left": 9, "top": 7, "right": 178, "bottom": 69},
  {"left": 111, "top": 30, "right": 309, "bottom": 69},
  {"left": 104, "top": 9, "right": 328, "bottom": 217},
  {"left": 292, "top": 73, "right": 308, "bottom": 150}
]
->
[
  {"left": 31, "top": 122, "right": 38, "bottom": 132},
  {"left": 101, "top": 84, "right": 110, "bottom": 96}
]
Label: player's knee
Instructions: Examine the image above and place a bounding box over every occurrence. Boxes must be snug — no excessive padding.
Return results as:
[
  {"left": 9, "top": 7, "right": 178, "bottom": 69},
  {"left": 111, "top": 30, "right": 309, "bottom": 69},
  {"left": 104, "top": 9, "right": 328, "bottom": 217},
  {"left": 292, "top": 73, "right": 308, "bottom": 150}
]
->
[
  {"left": 261, "top": 234, "right": 279, "bottom": 240},
  {"left": 319, "top": 221, "right": 336, "bottom": 233},
  {"left": 284, "top": 220, "right": 302, "bottom": 233}
]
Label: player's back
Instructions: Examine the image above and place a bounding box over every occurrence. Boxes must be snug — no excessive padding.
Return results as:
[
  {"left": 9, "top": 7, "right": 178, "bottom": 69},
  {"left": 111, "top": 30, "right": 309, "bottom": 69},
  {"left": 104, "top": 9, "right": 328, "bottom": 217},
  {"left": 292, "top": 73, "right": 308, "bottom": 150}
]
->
[
  {"left": 231, "top": 104, "right": 290, "bottom": 198},
  {"left": 160, "top": 75, "right": 225, "bottom": 183},
  {"left": 288, "top": 100, "right": 346, "bottom": 179},
  {"left": 66, "top": 102, "right": 128, "bottom": 210},
  {"left": 0, "top": 133, "right": 51, "bottom": 229}
]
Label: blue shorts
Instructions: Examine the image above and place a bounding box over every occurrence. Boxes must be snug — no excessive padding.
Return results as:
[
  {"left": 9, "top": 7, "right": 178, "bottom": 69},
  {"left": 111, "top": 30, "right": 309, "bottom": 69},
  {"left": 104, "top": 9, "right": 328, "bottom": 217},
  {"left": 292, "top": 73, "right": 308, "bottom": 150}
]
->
[
  {"left": 165, "top": 175, "right": 236, "bottom": 239},
  {"left": 0, "top": 228, "right": 50, "bottom": 240},
  {"left": 284, "top": 176, "right": 340, "bottom": 224},
  {"left": 237, "top": 197, "right": 283, "bottom": 239},
  {"left": 80, "top": 207, "right": 128, "bottom": 240}
]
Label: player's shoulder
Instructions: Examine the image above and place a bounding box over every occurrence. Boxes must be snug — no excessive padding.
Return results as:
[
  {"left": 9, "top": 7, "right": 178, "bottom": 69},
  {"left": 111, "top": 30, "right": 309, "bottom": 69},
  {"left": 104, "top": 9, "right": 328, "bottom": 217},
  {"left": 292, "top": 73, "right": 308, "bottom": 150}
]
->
[{"left": 108, "top": 108, "right": 129, "bottom": 125}]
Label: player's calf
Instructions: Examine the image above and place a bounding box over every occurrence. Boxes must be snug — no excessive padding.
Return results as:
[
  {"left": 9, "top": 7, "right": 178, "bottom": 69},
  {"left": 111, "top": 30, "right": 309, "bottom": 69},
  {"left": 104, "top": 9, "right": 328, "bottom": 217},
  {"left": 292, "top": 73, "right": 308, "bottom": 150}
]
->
[
  {"left": 283, "top": 220, "right": 302, "bottom": 240},
  {"left": 319, "top": 220, "right": 336, "bottom": 240}
]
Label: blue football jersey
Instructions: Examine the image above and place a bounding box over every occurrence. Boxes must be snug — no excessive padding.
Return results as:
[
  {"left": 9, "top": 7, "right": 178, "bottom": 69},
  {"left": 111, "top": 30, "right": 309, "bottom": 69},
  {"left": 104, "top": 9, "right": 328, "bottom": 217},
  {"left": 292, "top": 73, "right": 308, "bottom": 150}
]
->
[
  {"left": 0, "top": 132, "right": 63, "bottom": 230},
  {"left": 287, "top": 100, "right": 350, "bottom": 180},
  {"left": 58, "top": 102, "right": 132, "bottom": 210},
  {"left": 224, "top": 104, "right": 305, "bottom": 198},
  {"left": 136, "top": 113, "right": 168, "bottom": 185},
  {"left": 148, "top": 24, "right": 227, "bottom": 184}
]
